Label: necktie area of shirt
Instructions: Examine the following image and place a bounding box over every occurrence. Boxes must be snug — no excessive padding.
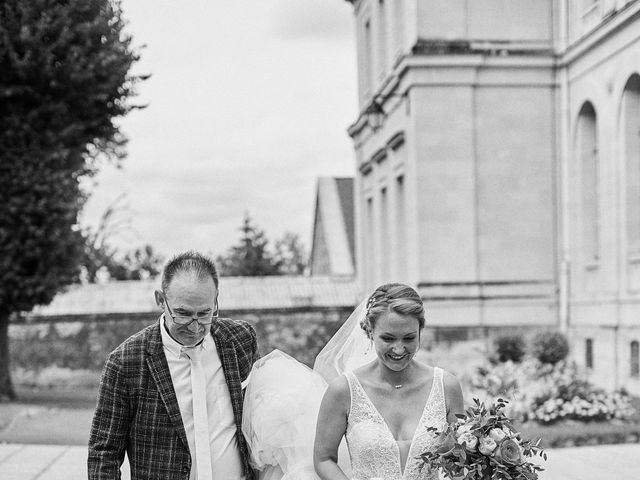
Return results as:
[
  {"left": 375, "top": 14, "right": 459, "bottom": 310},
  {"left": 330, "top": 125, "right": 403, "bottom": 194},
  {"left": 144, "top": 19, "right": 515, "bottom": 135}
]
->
[{"left": 185, "top": 347, "right": 213, "bottom": 480}]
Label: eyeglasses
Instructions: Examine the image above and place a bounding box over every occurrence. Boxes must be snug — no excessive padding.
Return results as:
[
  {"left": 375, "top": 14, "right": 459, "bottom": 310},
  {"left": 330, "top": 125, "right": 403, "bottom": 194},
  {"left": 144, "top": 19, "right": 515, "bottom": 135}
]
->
[{"left": 162, "top": 294, "right": 218, "bottom": 326}]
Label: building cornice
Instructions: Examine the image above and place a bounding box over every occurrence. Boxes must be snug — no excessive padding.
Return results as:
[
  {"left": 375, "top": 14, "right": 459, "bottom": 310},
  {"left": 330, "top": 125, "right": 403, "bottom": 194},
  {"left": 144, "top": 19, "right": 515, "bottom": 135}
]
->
[
  {"left": 348, "top": 51, "right": 556, "bottom": 140},
  {"left": 560, "top": 1, "right": 640, "bottom": 66},
  {"left": 412, "top": 38, "right": 554, "bottom": 57},
  {"left": 347, "top": 111, "right": 369, "bottom": 139},
  {"left": 397, "top": 53, "right": 556, "bottom": 72},
  {"left": 348, "top": 71, "right": 406, "bottom": 139}
]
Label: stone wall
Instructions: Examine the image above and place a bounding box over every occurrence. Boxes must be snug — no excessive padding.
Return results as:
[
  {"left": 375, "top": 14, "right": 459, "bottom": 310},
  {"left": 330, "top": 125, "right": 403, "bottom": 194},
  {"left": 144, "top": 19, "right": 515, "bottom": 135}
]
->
[
  {"left": 8, "top": 307, "right": 355, "bottom": 376},
  {"left": 9, "top": 307, "right": 547, "bottom": 381}
]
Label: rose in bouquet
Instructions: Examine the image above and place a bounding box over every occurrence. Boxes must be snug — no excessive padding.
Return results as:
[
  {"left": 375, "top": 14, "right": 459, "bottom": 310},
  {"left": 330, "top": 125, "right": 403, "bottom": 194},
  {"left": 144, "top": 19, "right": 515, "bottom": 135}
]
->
[{"left": 419, "top": 398, "right": 546, "bottom": 480}]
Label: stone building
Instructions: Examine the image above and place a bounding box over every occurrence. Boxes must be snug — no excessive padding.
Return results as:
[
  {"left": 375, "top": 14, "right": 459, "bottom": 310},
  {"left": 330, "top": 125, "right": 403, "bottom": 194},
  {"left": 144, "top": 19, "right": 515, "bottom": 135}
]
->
[{"left": 342, "top": 0, "right": 640, "bottom": 394}]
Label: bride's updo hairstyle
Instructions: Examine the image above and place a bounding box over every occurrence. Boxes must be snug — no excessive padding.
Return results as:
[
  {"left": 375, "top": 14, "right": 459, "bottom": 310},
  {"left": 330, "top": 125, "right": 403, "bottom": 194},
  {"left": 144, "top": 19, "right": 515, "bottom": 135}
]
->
[{"left": 360, "top": 283, "right": 425, "bottom": 337}]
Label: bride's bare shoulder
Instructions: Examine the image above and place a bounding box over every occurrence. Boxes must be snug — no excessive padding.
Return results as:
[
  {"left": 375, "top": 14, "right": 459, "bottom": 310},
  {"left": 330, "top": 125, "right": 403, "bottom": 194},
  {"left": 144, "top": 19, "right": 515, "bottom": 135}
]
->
[
  {"left": 351, "top": 361, "right": 377, "bottom": 381},
  {"left": 324, "top": 374, "right": 351, "bottom": 405},
  {"left": 413, "top": 360, "right": 433, "bottom": 373}
]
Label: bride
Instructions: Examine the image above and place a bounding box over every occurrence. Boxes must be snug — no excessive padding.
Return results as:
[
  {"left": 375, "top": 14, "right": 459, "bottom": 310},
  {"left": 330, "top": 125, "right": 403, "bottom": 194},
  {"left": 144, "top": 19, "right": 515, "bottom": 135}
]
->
[{"left": 242, "top": 283, "right": 464, "bottom": 480}]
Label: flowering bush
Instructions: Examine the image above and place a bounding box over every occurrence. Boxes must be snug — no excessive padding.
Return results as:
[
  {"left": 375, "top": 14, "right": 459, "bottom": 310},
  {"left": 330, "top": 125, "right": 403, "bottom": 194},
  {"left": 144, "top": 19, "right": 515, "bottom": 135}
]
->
[
  {"left": 472, "top": 361, "right": 521, "bottom": 398},
  {"left": 524, "top": 388, "right": 635, "bottom": 424},
  {"left": 419, "top": 398, "right": 545, "bottom": 480},
  {"left": 473, "top": 358, "right": 637, "bottom": 425}
]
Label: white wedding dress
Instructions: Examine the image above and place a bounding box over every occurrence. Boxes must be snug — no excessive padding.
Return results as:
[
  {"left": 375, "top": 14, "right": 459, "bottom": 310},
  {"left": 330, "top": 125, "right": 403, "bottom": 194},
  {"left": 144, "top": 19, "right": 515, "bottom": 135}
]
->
[
  {"left": 242, "top": 299, "right": 447, "bottom": 480},
  {"left": 344, "top": 369, "right": 446, "bottom": 480}
]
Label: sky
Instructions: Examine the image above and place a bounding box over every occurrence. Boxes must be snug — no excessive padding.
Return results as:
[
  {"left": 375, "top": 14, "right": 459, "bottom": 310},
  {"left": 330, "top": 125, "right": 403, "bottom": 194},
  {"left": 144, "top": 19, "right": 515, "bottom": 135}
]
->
[{"left": 81, "top": 0, "right": 358, "bottom": 259}]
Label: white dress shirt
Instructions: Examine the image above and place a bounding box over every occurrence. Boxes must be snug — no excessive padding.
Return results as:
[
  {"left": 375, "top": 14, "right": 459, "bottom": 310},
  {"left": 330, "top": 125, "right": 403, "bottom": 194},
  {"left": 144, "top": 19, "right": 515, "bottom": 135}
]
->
[{"left": 160, "top": 317, "right": 244, "bottom": 480}]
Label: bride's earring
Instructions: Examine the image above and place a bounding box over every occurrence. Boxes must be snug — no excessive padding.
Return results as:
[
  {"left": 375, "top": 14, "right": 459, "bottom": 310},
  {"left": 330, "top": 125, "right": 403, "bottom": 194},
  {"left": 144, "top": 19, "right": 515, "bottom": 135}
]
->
[{"left": 365, "top": 336, "right": 373, "bottom": 354}]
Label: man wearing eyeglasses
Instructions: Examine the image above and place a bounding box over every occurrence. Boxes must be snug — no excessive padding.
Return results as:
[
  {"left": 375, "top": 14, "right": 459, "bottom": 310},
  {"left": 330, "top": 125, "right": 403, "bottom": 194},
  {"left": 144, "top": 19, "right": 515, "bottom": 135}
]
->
[{"left": 88, "top": 251, "right": 259, "bottom": 480}]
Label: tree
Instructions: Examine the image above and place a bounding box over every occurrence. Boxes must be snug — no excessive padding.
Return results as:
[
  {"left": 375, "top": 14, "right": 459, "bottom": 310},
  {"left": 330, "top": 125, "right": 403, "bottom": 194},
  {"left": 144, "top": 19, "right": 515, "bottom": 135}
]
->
[
  {"left": 118, "top": 245, "right": 163, "bottom": 280},
  {"left": 82, "top": 240, "right": 164, "bottom": 283},
  {"left": 0, "top": 0, "right": 144, "bottom": 400},
  {"left": 80, "top": 196, "right": 163, "bottom": 283},
  {"left": 216, "top": 214, "right": 282, "bottom": 276},
  {"left": 216, "top": 214, "right": 309, "bottom": 277},
  {"left": 274, "top": 232, "right": 308, "bottom": 275},
  {"left": 80, "top": 194, "right": 132, "bottom": 283}
]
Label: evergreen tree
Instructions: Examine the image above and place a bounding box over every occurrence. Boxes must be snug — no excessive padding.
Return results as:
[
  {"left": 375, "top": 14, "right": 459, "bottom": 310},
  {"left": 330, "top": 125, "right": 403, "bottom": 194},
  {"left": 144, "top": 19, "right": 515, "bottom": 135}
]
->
[
  {"left": 216, "top": 214, "right": 282, "bottom": 276},
  {"left": 216, "top": 214, "right": 309, "bottom": 277}
]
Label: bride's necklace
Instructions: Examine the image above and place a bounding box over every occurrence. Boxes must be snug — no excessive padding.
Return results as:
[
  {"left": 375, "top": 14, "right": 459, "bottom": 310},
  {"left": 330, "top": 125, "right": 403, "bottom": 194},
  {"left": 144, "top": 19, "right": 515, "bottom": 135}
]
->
[
  {"left": 380, "top": 364, "right": 410, "bottom": 390},
  {"left": 389, "top": 378, "right": 406, "bottom": 389}
]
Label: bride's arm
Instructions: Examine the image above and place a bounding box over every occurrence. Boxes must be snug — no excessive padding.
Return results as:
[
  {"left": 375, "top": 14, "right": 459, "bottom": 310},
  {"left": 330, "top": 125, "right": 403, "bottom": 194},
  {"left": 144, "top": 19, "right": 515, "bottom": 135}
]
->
[
  {"left": 313, "top": 376, "right": 350, "bottom": 480},
  {"left": 442, "top": 371, "right": 465, "bottom": 480},
  {"left": 443, "top": 370, "right": 464, "bottom": 424}
]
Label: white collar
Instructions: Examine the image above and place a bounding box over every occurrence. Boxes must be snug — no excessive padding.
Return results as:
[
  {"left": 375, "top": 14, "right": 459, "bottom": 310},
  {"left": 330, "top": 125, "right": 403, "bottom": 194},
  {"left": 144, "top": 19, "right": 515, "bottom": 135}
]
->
[{"left": 159, "top": 315, "right": 214, "bottom": 359}]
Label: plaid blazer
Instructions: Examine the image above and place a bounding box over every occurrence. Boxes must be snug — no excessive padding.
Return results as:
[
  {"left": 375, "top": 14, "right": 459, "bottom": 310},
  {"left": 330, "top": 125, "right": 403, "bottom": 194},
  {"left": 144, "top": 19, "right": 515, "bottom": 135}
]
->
[{"left": 88, "top": 317, "right": 259, "bottom": 480}]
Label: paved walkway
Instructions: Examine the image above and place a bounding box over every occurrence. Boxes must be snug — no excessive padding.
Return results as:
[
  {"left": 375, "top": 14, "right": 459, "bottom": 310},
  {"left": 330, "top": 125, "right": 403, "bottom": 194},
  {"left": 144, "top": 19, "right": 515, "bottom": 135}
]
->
[{"left": 0, "top": 442, "right": 638, "bottom": 479}]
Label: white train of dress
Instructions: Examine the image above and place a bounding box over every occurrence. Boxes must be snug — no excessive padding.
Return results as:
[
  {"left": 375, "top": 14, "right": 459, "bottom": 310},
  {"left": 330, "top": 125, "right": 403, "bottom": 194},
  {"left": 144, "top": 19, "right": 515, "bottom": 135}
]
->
[
  {"left": 344, "top": 368, "right": 447, "bottom": 480},
  {"left": 242, "top": 350, "right": 329, "bottom": 480}
]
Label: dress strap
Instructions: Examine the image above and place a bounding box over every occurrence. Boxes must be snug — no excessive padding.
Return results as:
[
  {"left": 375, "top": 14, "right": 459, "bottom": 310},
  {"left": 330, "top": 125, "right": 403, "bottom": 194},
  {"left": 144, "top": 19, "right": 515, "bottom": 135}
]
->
[
  {"left": 434, "top": 367, "right": 443, "bottom": 394},
  {"left": 430, "top": 367, "right": 444, "bottom": 402},
  {"left": 432, "top": 366, "right": 447, "bottom": 424},
  {"left": 344, "top": 371, "right": 356, "bottom": 392},
  {"left": 343, "top": 371, "right": 356, "bottom": 416}
]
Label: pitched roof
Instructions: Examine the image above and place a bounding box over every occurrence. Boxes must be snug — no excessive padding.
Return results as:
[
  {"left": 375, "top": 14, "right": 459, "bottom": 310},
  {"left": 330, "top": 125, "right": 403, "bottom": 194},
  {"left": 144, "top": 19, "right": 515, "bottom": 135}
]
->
[
  {"left": 310, "top": 177, "right": 355, "bottom": 276},
  {"left": 28, "top": 276, "right": 360, "bottom": 318}
]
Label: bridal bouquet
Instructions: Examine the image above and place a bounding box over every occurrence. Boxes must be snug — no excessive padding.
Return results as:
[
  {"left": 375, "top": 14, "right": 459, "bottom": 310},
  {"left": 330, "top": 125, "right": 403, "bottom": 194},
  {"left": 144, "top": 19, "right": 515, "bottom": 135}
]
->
[{"left": 419, "top": 398, "right": 546, "bottom": 480}]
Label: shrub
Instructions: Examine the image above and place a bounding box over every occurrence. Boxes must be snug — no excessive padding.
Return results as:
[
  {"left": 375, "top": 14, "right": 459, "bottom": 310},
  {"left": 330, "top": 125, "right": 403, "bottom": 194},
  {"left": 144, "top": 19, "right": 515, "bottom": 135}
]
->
[
  {"left": 472, "top": 361, "right": 520, "bottom": 398},
  {"left": 493, "top": 334, "right": 526, "bottom": 363},
  {"left": 531, "top": 330, "right": 569, "bottom": 364}
]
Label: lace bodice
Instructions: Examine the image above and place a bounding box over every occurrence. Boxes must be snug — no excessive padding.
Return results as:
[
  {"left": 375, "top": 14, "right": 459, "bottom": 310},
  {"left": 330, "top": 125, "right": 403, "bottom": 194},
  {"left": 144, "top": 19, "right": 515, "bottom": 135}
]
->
[{"left": 344, "top": 368, "right": 447, "bottom": 480}]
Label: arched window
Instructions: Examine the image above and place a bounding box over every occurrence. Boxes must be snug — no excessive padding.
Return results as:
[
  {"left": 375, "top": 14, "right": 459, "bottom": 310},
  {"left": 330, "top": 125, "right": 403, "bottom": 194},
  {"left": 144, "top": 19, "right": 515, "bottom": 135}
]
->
[
  {"left": 577, "top": 103, "right": 599, "bottom": 267},
  {"left": 585, "top": 338, "right": 594, "bottom": 369},
  {"left": 631, "top": 341, "right": 639, "bottom": 378},
  {"left": 622, "top": 75, "right": 640, "bottom": 259}
]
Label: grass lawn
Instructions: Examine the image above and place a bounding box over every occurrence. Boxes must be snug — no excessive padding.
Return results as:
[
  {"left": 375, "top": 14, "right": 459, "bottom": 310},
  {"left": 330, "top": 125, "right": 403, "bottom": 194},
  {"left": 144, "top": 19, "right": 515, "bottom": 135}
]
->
[{"left": 12, "top": 385, "right": 98, "bottom": 408}]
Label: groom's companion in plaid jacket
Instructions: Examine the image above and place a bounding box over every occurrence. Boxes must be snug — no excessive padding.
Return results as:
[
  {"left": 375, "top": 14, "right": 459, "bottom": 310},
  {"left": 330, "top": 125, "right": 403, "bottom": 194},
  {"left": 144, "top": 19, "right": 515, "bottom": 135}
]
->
[{"left": 88, "top": 251, "right": 259, "bottom": 480}]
